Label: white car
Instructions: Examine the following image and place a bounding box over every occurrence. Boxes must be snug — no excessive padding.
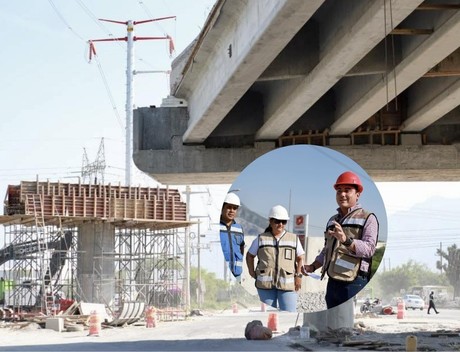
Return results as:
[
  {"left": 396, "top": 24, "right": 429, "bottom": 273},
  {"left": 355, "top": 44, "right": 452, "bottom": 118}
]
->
[{"left": 403, "top": 294, "right": 424, "bottom": 310}]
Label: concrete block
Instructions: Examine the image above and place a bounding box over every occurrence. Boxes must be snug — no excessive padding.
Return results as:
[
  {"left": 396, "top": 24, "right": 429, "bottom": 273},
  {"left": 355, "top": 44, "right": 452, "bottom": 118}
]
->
[
  {"left": 401, "top": 134, "right": 422, "bottom": 145},
  {"left": 329, "top": 137, "right": 351, "bottom": 146},
  {"left": 46, "top": 317, "right": 64, "bottom": 332}
]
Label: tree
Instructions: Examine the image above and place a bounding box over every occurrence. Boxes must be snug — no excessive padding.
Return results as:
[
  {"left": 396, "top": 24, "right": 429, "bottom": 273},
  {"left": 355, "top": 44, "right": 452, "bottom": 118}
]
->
[
  {"left": 374, "top": 260, "right": 448, "bottom": 298},
  {"left": 437, "top": 244, "right": 460, "bottom": 298}
]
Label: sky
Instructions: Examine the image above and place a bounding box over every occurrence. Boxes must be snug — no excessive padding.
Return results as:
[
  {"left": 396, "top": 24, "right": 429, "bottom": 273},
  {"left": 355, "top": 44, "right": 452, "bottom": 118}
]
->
[
  {"left": 0, "top": 1, "right": 459, "bottom": 281},
  {"left": 230, "top": 145, "right": 388, "bottom": 240}
]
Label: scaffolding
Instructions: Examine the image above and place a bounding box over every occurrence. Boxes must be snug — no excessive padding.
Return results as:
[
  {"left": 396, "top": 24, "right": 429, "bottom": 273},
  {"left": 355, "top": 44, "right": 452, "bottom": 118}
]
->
[
  {"left": 0, "top": 179, "right": 191, "bottom": 317},
  {"left": 0, "top": 224, "right": 77, "bottom": 314}
]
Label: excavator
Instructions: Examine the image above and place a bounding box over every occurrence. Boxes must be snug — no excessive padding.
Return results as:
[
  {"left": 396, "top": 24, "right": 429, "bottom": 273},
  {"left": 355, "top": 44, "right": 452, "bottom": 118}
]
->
[{"left": 0, "top": 231, "right": 73, "bottom": 309}]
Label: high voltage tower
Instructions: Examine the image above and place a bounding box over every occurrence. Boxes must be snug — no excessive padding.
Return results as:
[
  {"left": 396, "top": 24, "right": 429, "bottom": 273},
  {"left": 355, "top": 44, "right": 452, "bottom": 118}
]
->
[
  {"left": 81, "top": 138, "right": 106, "bottom": 185},
  {"left": 88, "top": 17, "right": 175, "bottom": 186}
]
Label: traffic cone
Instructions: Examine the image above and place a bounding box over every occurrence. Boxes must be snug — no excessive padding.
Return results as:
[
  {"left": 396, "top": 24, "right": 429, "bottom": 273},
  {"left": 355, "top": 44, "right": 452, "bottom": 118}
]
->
[
  {"left": 232, "top": 303, "right": 238, "bottom": 314},
  {"left": 145, "top": 306, "right": 157, "bottom": 328},
  {"left": 267, "top": 312, "right": 278, "bottom": 332},
  {"left": 397, "top": 300, "right": 405, "bottom": 320},
  {"left": 88, "top": 310, "right": 101, "bottom": 336}
]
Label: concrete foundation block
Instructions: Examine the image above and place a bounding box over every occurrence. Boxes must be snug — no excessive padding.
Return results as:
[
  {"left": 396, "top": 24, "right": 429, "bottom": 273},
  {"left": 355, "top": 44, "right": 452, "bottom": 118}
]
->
[
  {"left": 46, "top": 317, "right": 64, "bottom": 332},
  {"left": 329, "top": 137, "right": 351, "bottom": 146},
  {"left": 401, "top": 134, "right": 422, "bottom": 145}
]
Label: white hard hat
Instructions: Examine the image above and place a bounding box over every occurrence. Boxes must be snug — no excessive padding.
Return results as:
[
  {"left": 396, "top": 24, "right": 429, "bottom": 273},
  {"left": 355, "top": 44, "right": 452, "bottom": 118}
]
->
[
  {"left": 268, "top": 205, "right": 290, "bottom": 220},
  {"left": 224, "top": 192, "right": 241, "bottom": 207}
]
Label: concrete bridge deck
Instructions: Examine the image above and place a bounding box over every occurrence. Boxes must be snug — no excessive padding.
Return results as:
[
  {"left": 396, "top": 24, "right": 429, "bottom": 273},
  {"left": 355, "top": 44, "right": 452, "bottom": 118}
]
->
[{"left": 133, "top": 0, "right": 460, "bottom": 184}]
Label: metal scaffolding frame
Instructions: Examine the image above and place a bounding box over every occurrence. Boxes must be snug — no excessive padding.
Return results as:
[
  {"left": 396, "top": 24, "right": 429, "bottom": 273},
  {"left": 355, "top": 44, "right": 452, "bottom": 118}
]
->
[
  {"left": 103, "top": 227, "right": 186, "bottom": 312},
  {"left": 1, "top": 179, "right": 190, "bottom": 316},
  {"left": 0, "top": 224, "right": 78, "bottom": 314}
]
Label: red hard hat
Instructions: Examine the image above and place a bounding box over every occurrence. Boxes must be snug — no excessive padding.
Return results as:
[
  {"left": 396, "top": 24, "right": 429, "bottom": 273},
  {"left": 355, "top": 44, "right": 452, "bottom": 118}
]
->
[{"left": 334, "top": 171, "right": 364, "bottom": 193}]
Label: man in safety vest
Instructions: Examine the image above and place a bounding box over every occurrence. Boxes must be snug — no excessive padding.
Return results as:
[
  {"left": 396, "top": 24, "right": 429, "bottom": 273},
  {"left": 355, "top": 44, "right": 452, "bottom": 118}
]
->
[
  {"left": 302, "top": 171, "right": 379, "bottom": 309},
  {"left": 220, "top": 192, "right": 245, "bottom": 280}
]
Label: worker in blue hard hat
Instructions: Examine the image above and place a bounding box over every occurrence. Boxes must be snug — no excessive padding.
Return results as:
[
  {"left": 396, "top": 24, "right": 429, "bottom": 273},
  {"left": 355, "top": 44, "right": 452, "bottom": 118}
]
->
[{"left": 219, "top": 192, "right": 245, "bottom": 279}]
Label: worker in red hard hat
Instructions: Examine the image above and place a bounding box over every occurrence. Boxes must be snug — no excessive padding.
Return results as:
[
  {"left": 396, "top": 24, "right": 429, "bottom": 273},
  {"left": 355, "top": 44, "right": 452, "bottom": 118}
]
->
[{"left": 302, "top": 171, "right": 379, "bottom": 309}]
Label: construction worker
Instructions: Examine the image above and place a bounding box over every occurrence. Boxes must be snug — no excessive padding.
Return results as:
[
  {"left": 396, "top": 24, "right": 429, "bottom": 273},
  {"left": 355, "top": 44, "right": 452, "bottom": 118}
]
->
[
  {"left": 220, "top": 192, "right": 245, "bottom": 279},
  {"left": 246, "top": 205, "right": 304, "bottom": 312},
  {"left": 302, "top": 171, "right": 379, "bottom": 309}
]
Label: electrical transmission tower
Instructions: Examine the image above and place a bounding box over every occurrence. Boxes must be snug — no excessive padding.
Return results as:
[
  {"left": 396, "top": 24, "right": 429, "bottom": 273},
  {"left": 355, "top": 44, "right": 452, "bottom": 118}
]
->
[{"left": 81, "top": 138, "right": 106, "bottom": 185}]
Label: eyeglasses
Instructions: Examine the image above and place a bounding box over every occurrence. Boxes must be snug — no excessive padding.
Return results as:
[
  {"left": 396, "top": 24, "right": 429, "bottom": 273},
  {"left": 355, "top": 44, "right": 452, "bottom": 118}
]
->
[{"left": 272, "top": 219, "right": 287, "bottom": 225}]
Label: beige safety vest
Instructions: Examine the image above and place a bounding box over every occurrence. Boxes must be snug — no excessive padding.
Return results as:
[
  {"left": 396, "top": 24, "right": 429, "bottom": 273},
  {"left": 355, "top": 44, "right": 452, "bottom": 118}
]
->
[
  {"left": 255, "top": 231, "right": 298, "bottom": 291},
  {"left": 322, "top": 208, "right": 372, "bottom": 282}
]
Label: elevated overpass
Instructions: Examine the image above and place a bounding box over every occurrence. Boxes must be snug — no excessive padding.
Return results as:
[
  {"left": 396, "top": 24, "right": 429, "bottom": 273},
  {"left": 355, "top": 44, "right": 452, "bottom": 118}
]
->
[{"left": 134, "top": 0, "right": 460, "bottom": 185}]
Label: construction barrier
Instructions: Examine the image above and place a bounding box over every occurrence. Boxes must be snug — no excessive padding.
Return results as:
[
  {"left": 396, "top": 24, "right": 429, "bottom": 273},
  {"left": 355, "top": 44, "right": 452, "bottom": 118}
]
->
[
  {"left": 232, "top": 303, "right": 238, "bottom": 314},
  {"left": 145, "top": 306, "right": 157, "bottom": 328},
  {"left": 267, "top": 313, "right": 278, "bottom": 332},
  {"left": 88, "top": 310, "right": 102, "bottom": 336},
  {"left": 397, "top": 300, "right": 405, "bottom": 320}
]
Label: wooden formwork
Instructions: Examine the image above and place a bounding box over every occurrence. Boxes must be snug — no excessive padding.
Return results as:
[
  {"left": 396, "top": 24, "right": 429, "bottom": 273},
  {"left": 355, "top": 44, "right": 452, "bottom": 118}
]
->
[{"left": 4, "top": 181, "right": 187, "bottom": 222}]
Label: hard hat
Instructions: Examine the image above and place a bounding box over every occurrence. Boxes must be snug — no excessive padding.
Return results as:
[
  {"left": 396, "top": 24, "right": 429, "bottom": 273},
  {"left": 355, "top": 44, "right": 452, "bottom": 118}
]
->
[
  {"left": 268, "top": 205, "right": 290, "bottom": 220},
  {"left": 334, "top": 171, "right": 364, "bottom": 193},
  {"left": 224, "top": 192, "right": 240, "bottom": 207}
]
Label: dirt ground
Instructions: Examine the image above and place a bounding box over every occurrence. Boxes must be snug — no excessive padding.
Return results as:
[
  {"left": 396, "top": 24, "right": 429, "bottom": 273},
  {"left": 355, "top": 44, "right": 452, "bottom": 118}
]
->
[{"left": 0, "top": 308, "right": 459, "bottom": 351}]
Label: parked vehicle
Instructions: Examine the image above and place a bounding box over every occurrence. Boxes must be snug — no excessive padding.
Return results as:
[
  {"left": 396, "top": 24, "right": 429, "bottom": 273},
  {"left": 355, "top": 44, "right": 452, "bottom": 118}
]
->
[{"left": 403, "top": 294, "right": 424, "bottom": 310}]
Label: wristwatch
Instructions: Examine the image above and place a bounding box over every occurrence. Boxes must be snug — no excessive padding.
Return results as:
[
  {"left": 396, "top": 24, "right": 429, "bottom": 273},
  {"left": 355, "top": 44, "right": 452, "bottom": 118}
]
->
[
  {"left": 294, "top": 273, "right": 303, "bottom": 278},
  {"left": 342, "top": 237, "right": 354, "bottom": 247}
]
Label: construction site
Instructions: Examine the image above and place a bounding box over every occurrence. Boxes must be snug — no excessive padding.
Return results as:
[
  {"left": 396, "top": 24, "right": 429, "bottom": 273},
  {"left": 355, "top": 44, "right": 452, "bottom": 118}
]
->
[{"left": 0, "top": 178, "right": 193, "bottom": 326}]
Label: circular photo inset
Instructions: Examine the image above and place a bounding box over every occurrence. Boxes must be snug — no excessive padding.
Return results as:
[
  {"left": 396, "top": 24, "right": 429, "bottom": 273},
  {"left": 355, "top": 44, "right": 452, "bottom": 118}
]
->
[{"left": 219, "top": 145, "right": 387, "bottom": 313}]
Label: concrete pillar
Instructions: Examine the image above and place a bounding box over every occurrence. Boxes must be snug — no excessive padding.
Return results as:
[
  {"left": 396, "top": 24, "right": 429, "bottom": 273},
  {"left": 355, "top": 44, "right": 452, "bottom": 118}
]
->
[
  {"left": 303, "top": 298, "right": 354, "bottom": 332},
  {"left": 77, "top": 222, "right": 115, "bottom": 304}
]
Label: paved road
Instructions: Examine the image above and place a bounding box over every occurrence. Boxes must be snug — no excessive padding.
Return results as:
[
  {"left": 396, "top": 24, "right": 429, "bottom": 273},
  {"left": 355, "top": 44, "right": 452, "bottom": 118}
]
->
[
  {"left": 1, "top": 307, "right": 458, "bottom": 351},
  {"left": 0, "top": 308, "right": 302, "bottom": 351}
]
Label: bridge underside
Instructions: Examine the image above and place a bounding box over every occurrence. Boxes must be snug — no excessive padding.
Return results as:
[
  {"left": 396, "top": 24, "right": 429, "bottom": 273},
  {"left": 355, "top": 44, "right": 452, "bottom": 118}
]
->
[{"left": 134, "top": 0, "right": 460, "bottom": 185}]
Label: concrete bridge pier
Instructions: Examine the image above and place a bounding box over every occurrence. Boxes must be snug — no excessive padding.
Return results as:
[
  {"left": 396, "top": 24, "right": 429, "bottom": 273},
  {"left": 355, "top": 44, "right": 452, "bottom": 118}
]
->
[
  {"left": 77, "top": 222, "right": 115, "bottom": 304},
  {"left": 303, "top": 299, "right": 354, "bottom": 332}
]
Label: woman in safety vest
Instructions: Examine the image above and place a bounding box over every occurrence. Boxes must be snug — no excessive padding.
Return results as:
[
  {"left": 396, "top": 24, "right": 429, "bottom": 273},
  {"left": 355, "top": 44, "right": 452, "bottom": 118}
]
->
[{"left": 246, "top": 205, "right": 304, "bottom": 312}]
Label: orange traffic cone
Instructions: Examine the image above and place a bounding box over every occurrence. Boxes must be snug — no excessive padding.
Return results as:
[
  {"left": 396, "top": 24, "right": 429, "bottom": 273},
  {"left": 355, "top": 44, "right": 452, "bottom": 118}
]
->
[
  {"left": 88, "top": 310, "right": 101, "bottom": 336},
  {"left": 397, "top": 300, "right": 405, "bottom": 320},
  {"left": 232, "top": 303, "right": 238, "bottom": 314},
  {"left": 267, "top": 312, "right": 278, "bottom": 332},
  {"left": 145, "top": 306, "right": 157, "bottom": 328}
]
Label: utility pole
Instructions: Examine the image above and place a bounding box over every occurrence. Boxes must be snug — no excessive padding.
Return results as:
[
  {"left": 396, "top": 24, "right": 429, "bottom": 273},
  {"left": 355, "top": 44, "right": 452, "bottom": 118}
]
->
[
  {"left": 190, "top": 216, "right": 210, "bottom": 308},
  {"left": 182, "top": 186, "right": 211, "bottom": 312},
  {"left": 439, "top": 242, "right": 443, "bottom": 274},
  {"left": 88, "top": 17, "right": 175, "bottom": 186}
]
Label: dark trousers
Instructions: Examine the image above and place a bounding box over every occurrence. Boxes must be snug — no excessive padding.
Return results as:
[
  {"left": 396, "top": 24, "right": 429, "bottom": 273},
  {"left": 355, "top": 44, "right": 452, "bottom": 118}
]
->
[
  {"left": 325, "top": 275, "right": 368, "bottom": 309},
  {"left": 428, "top": 301, "right": 438, "bottom": 314}
]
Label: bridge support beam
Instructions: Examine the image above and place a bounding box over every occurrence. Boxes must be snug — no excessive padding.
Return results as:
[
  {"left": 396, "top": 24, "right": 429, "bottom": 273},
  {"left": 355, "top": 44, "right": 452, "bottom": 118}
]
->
[{"left": 134, "top": 106, "right": 460, "bottom": 184}]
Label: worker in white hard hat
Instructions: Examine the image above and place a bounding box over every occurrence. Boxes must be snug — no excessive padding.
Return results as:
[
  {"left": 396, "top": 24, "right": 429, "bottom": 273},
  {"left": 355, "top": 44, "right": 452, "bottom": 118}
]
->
[
  {"left": 246, "top": 205, "right": 304, "bottom": 312},
  {"left": 219, "top": 192, "right": 245, "bottom": 279},
  {"left": 301, "top": 171, "right": 379, "bottom": 309}
]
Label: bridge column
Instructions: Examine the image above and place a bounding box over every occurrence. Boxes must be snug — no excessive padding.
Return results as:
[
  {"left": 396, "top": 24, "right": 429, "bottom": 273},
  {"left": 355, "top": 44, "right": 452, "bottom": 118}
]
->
[
  {"left": 77, "top": 222, "right": 115, "bottom": 304},
  {"left": 303, "top": 299, "right": 354, "bottom": 332}
]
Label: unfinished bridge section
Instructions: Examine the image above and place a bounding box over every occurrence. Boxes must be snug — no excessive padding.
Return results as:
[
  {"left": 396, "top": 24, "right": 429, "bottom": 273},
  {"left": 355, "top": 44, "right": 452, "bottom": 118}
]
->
[{"left": 0, "top": 180, "right": 191, "bottom": 318}]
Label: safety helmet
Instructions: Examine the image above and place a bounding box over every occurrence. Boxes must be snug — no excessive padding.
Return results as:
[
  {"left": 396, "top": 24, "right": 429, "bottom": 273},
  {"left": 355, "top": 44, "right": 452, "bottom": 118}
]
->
[
  {"left": 223, "top": 192, "right": 241, "bottom": 207},
  {"left": 268, "top": 205, "right": 290, "bottom": 220},
  {"left": 334, "top": 171, "right": 364, "bottom": 193}
]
